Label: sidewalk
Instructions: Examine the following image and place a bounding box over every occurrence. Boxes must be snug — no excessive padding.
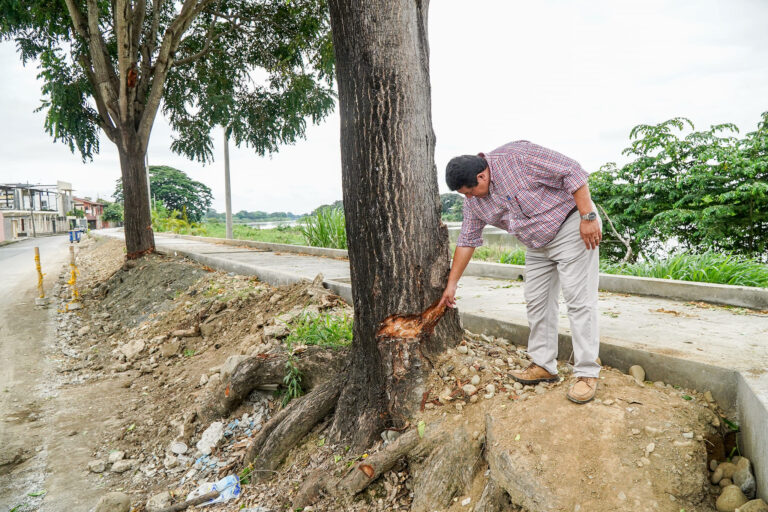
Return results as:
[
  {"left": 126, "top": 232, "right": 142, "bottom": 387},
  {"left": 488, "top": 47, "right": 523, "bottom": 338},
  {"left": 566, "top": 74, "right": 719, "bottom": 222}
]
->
[{"left": 99, "top": 229, "right": 768, "bottom": 496}]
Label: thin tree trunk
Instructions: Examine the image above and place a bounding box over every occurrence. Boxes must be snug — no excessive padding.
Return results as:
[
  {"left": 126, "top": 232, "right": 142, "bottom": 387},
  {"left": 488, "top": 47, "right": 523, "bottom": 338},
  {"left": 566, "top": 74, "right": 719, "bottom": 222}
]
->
[
  {"left": 119, "top": 145, "right": 156, "bottom": 257},
  {"left": 327, "top": 0, "right": 462, "bottom": 449}
]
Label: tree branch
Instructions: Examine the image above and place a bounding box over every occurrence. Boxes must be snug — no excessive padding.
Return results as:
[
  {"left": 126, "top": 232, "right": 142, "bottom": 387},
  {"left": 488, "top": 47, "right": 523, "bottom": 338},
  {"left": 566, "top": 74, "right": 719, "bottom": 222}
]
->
[
  {"left": 115, "top": 0, "right": 130, "bottom": 120},
  {"left": 173, "top": 11, "right": 220, "bottom": 66},
  {"left": 63, "top": 0, "right": 89, "bottom": 40},
  {"left": 597, "top": 204, "right": 633, "bottom": 264},
  {"left": 137, "top": 0, "right": 217, "bottom": 152},
  {"left": 84, "top": 0, "right": 121, "bottom": 132},
  {"left": 79, "top": 54, "right": 119, "bottom": 142}
]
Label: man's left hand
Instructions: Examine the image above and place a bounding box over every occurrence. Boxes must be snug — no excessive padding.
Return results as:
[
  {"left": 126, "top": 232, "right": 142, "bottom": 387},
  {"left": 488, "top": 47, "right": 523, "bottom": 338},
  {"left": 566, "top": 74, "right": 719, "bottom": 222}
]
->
[{"left": 580, "top": 220, "right": 602, "bottom": 250}]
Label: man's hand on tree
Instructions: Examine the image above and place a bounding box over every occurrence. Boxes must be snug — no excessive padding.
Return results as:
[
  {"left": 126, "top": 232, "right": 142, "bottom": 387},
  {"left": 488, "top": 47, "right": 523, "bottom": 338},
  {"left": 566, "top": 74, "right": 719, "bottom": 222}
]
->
[
  {"left": 580, "top": 220, "right": 602, "bottom": 250},
  {"left": 439, "top": 282, "right": 458, "bottom": 308}
]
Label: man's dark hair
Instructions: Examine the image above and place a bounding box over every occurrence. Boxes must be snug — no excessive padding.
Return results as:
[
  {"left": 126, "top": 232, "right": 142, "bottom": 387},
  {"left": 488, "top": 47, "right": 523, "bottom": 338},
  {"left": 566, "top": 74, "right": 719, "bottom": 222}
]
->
[{"left": 445, "top": 155, "right": 487, "bottom": 191}]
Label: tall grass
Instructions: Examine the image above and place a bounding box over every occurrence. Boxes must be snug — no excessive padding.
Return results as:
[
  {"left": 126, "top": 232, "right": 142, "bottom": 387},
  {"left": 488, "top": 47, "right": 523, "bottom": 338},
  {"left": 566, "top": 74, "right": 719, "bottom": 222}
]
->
[
  {"left": 300, "top": 207, "right": 347, "bottom": 249},
  {"left": 601, "top": 251, "right": 768, "bottom": 288},
  {"left": 469, "top": 245, "right": 526, "bottom": 265},
  {"left": 202, "top": 221, "right": 305, "bottom": 244},
  {"left": 152, "top": 203, "right": 207, "bottom": 235},
  {"left": 285, "top": 312, "right": 353, "bottom": 349}
]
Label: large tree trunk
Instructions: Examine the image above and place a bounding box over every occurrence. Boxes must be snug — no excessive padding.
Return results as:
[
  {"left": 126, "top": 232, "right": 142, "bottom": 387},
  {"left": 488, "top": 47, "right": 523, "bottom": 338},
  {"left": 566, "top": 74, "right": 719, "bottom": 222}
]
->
[
  {"left": 118, "top": 145, "right": 155, "bottom": 257},
  {"left": 327, "top": 0, "right": 462, "bottom": 448}
]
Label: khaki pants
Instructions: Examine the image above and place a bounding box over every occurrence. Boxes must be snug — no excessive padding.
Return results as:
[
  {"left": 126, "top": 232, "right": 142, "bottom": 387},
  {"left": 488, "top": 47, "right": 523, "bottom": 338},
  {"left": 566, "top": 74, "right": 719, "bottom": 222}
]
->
[{"left": 524, "top": 211, "right": 601, "bottom": 378}]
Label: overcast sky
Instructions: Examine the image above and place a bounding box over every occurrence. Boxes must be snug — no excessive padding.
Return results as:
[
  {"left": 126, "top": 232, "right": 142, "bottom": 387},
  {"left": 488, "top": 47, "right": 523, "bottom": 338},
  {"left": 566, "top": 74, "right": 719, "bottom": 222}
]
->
[{"left": 1, "top": 0, "right": 767, "bottom": 215}]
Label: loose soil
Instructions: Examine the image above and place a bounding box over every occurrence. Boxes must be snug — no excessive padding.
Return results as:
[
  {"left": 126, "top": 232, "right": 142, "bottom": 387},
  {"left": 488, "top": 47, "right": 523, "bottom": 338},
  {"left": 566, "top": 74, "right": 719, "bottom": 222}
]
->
[{"left": 34, "top": 236, "right": 745, "bottom": 511}]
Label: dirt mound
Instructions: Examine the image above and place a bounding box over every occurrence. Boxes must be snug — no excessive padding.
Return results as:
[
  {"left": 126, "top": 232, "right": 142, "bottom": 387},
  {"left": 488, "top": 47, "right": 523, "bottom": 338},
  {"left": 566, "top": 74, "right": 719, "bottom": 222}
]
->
[{"left": 50, "top": 236, "right": 735, "bottom": 512}]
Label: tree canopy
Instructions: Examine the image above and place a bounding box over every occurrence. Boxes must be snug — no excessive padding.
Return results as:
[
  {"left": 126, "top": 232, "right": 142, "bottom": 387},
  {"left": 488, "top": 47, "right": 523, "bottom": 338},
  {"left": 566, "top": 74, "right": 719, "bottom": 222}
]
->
[
  {"left": 591, "top": 113, "right": 768, "bottom": 262},
  {"left": 1, "top": 0, "right": 335, "bottom": 255},
  {"left": 114, "top": 165, "right": 212, "bottom": 222}
]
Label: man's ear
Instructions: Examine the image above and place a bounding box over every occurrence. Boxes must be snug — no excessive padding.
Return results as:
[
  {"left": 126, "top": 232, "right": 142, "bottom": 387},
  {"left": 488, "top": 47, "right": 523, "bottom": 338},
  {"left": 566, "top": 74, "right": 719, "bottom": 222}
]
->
[{"left": 479, "top": 168, "right": 490, "bottom": 183}]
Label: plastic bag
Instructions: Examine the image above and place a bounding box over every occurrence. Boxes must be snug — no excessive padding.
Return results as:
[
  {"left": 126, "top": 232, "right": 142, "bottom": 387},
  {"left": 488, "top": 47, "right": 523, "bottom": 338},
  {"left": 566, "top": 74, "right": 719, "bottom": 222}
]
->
[{"left": 186, "top": 474, "right": 241, "bottom": 506}]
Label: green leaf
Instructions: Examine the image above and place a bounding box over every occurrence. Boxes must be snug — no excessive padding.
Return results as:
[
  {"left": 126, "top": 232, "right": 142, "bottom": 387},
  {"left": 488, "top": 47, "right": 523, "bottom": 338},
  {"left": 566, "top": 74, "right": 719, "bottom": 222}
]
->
[
  {"left": 333, "top": 454, "right": 342, "bottom": 463},
  {"left": 126, "top": 423, "right": 135, "bottom": 432},
  {"left": 317, "top": 438, "right": 325, "bottom": 447},
  {"left": 417, "top": 420, "right": 425, "bottom": 439},
  {"left": 682, "top": 395, "right": 693, "bottom": 401},
  {"left": 28, "top": 490, "right": 46, "bottom": 497}
]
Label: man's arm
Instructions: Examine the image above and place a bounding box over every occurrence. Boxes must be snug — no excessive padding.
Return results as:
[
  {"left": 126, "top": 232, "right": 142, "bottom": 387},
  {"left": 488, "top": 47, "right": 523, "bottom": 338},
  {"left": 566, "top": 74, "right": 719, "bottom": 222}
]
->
[
  {"left": 440, "top": 246, "right": 475, "bottom": 308},
  {"left": 573, "top": 184, "right": 602, "bottom": 250}
]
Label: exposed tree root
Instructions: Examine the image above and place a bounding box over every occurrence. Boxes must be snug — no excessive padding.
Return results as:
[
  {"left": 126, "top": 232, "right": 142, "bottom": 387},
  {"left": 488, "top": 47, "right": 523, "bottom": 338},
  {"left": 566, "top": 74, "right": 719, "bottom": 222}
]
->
[
  {"left": 244, "top": 379, "right": 342, "bottom": 481},
  {"left": 408, "top": 424, "right": 483, "bottom": 511},
  {"left": 196, "top": 346, "right": 347, "bottom": 423},
  {"left": 475, "top": 477, "right": 517, "bottom": 512}
]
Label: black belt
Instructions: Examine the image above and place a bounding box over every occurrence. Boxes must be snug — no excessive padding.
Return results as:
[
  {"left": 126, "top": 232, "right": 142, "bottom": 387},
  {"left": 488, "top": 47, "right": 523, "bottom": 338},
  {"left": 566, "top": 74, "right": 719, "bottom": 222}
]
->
[{"left": 563, "top": 206, "right": 579, "bottom": 224}]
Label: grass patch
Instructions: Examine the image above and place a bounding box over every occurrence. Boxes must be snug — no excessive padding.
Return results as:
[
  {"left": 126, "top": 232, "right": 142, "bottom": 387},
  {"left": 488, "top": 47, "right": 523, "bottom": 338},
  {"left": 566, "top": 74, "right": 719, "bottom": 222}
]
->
[
  {"left": 600, "top": 251, "right": 768, "bottom": 288},
  {"left": 299, "top": 207, "right": 347, "bottom": 249},
  {"left": 281, "top": 355, "right": 304, "bottom": 407},
  {"left": 202, "top": 221, "right": 305, "bottom": 245},
  {"left": 285, "top": 312, "right": 353, "bottom": 349}
]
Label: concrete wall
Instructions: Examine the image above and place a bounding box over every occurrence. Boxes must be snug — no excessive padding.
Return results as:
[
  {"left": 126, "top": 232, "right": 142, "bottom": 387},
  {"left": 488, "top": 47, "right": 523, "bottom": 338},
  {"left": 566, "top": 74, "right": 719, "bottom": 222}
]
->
[{"left": 0, "top": 212, "right": 4, "bottom": 242}]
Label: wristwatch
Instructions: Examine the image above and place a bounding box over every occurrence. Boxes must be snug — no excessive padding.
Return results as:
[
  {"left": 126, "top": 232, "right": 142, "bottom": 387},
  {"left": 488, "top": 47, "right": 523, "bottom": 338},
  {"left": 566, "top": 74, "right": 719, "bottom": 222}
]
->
[{"left": 581, "top": 211, "right": 597, "bottom": 221}]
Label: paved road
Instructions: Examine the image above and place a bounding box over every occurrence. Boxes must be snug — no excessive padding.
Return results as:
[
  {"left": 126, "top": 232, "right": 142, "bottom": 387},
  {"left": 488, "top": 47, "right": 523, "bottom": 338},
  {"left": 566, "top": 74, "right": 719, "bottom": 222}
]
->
[{"left": 0, "top": 235, "right": 73, "bottom": 511}]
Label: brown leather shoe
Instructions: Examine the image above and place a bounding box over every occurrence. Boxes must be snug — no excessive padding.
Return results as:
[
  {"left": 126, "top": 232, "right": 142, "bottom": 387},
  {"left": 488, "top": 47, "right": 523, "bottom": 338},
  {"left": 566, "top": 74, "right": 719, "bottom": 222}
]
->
[
  {"left": 510, "top": 363, "right": 559, "bottom": 385},
  {"left": 567, "top": 377, "right": 598, "bottom": 404}
]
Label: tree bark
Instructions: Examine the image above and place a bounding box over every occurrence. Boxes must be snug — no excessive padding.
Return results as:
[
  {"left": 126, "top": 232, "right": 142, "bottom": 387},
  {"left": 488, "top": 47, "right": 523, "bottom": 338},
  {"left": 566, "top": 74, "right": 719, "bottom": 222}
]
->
[
  {"left": 118, "top": 144, "right": 156, "bottom": 257},
  {"left": 327, "top": 0, "right": 462, "bottom": 448}
]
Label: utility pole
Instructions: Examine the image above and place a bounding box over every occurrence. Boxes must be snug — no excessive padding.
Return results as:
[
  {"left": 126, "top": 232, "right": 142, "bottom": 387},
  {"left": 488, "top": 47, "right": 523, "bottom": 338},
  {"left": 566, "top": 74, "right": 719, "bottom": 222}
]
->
[{"left": 223, "top": 127, "right": 233, "bottom": 240}]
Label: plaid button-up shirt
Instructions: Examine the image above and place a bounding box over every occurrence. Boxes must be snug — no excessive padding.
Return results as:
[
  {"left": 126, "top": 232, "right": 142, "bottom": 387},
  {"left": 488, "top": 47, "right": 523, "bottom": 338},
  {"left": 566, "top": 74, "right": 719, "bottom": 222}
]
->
[{"left": 456, "top": 141, "right": 589, "bottom": 249}]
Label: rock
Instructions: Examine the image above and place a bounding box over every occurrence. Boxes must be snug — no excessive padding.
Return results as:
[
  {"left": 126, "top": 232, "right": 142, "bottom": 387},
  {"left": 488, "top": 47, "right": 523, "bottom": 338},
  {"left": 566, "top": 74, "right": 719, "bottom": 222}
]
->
[
  {"left": 196, "top": 421, "right": 224, "bottom": 455},
  {"left": 163, "top": 454, "right": 178, "bottom": 469},
  {"left": 171, "top": 326, "right": 199, "bottom": 337},
  {"left": 67, "top": 302, "right": 82, "bottom": 311},
  {"left": 535, "top": 385, "right": 547, "bottom": 395},
  {"left": 119, "top": 339, "right": 145, "bottom": 360},
  {"left": 738, "top": 499, "right": 768, "bottom": 512},
  {"left": 146, "top": 491, "right": 172, "bottom": 512},
  {"left": 721, "top": 478, "right": 733, "bottom": 488},
  {"left": 717, "top": 462, "right": 739, "bottom": 479},
  {"left": 716, "top": 485, "right": 748, "bottom": 512},
  {"left": 733, "top": 465, "right": 756, "bottom": 499},
  {"left": 645, "top": 426, "right": 660, "bottom": 435},
  {"left": 712, "top": 467, "right": 725, "bottom": 484},
  {"left": 199, "top": 374, "right": 208, "bottom": 386},
  {"left": 110, "top": 459, "right": 134, "bottom": 473},
  {"left": 711, "top": 459, "right": 719, "bottom": 471},
  {"left": 712, "top": 417, "right": 721, "bottom": 428},
  {"left": 705, "top": 390, "right": 715, "bottom": 403},
  {"left": 736, "top": 457, "right": 751, "bottom": 472},
  {"left": 682, "top": 431, "right": 694, "bottom": 439},
  {"left": 88, "top": 459, "right": 106, "bottom": 473},
  {"left": 95, "top": 492, "right": 130, "bottom": 512},
  {"left": 653, "top": 381, "right": 665, "bottom": 388},
  {"left": 513, "top": 382, "right": 523, "bottom": 390},
  {"left": 77, "top": 325, "right": 91, "bottom": 336},
  {"left": 470, "top": 375, "right": 481, "bottom": 386},
  {"left": 462, "top": 384, "right": 477, "bottom": 395},
  {"left": 220, "top": 355, "right": 249, "bottom": 382},
  {"left": 469, "top": 395, "right": 479, "bottom": 403},
  {"left": 628, "top": 365, "right": 645, "bottom": 383},
  {"left": 159, "top": 339, "right": 180, "bottom": 357},
  {"left": 461, "top": 497, "right": 471, "bottom": 506},
  {"left": 484, "top": 384, "right": 496, "bottom": 398},
  {"left": 263, "top": 324, "right": 289, "bottom": 339},
  {"left": 457, "top": 345, "right": 468, "bottom": 354},
  {"left": 108, "top": 450, "right": 125, "bottom": 463},
  {"left": 645, "top": 442, "right": 655, "bottom": 455},
  {"left": 200, "top": 321, "right": 218, "bottom": 338}
]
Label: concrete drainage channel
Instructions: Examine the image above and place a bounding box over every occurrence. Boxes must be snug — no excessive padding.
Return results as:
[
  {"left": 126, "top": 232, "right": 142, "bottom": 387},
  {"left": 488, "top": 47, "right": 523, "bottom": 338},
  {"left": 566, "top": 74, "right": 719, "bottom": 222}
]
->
[{"left": 146, "top": 234, "right": 768, "bottom": 502}]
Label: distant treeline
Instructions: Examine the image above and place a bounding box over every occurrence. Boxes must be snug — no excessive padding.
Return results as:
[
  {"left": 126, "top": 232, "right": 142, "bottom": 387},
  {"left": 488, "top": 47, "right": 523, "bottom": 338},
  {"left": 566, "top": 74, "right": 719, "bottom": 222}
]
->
[
  {"left": 205, "top": 209, "right": 300, "bottom": 222},
  {"left": 205, "top": 195, "right": 463, "bottom": 223}
]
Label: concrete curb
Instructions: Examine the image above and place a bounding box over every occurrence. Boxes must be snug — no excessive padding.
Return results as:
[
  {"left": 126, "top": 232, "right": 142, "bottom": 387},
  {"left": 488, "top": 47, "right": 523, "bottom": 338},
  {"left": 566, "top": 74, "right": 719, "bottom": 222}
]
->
[{"left": 156, "top": 232, "right": 768, "bottom": 310}]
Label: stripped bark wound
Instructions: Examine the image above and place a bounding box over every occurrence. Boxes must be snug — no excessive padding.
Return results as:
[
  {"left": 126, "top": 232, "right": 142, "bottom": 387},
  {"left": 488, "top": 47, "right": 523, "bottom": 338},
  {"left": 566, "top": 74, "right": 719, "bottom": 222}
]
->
[{"left": 377, "top": 299, "right": 446, "bottom": 423}]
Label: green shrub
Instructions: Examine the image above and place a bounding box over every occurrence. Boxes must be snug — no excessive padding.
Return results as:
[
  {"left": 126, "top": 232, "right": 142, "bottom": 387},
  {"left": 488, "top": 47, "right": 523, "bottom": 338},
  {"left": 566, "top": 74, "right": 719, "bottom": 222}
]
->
[
  {"left": 300, "top": 207, "right": 347, "bottom": 249},
  {"left": 285, "top": 312, "right": 353, "bottom": 349},
  {"left": 600, "top": 251, "right": 768, "bottom": 288}
]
